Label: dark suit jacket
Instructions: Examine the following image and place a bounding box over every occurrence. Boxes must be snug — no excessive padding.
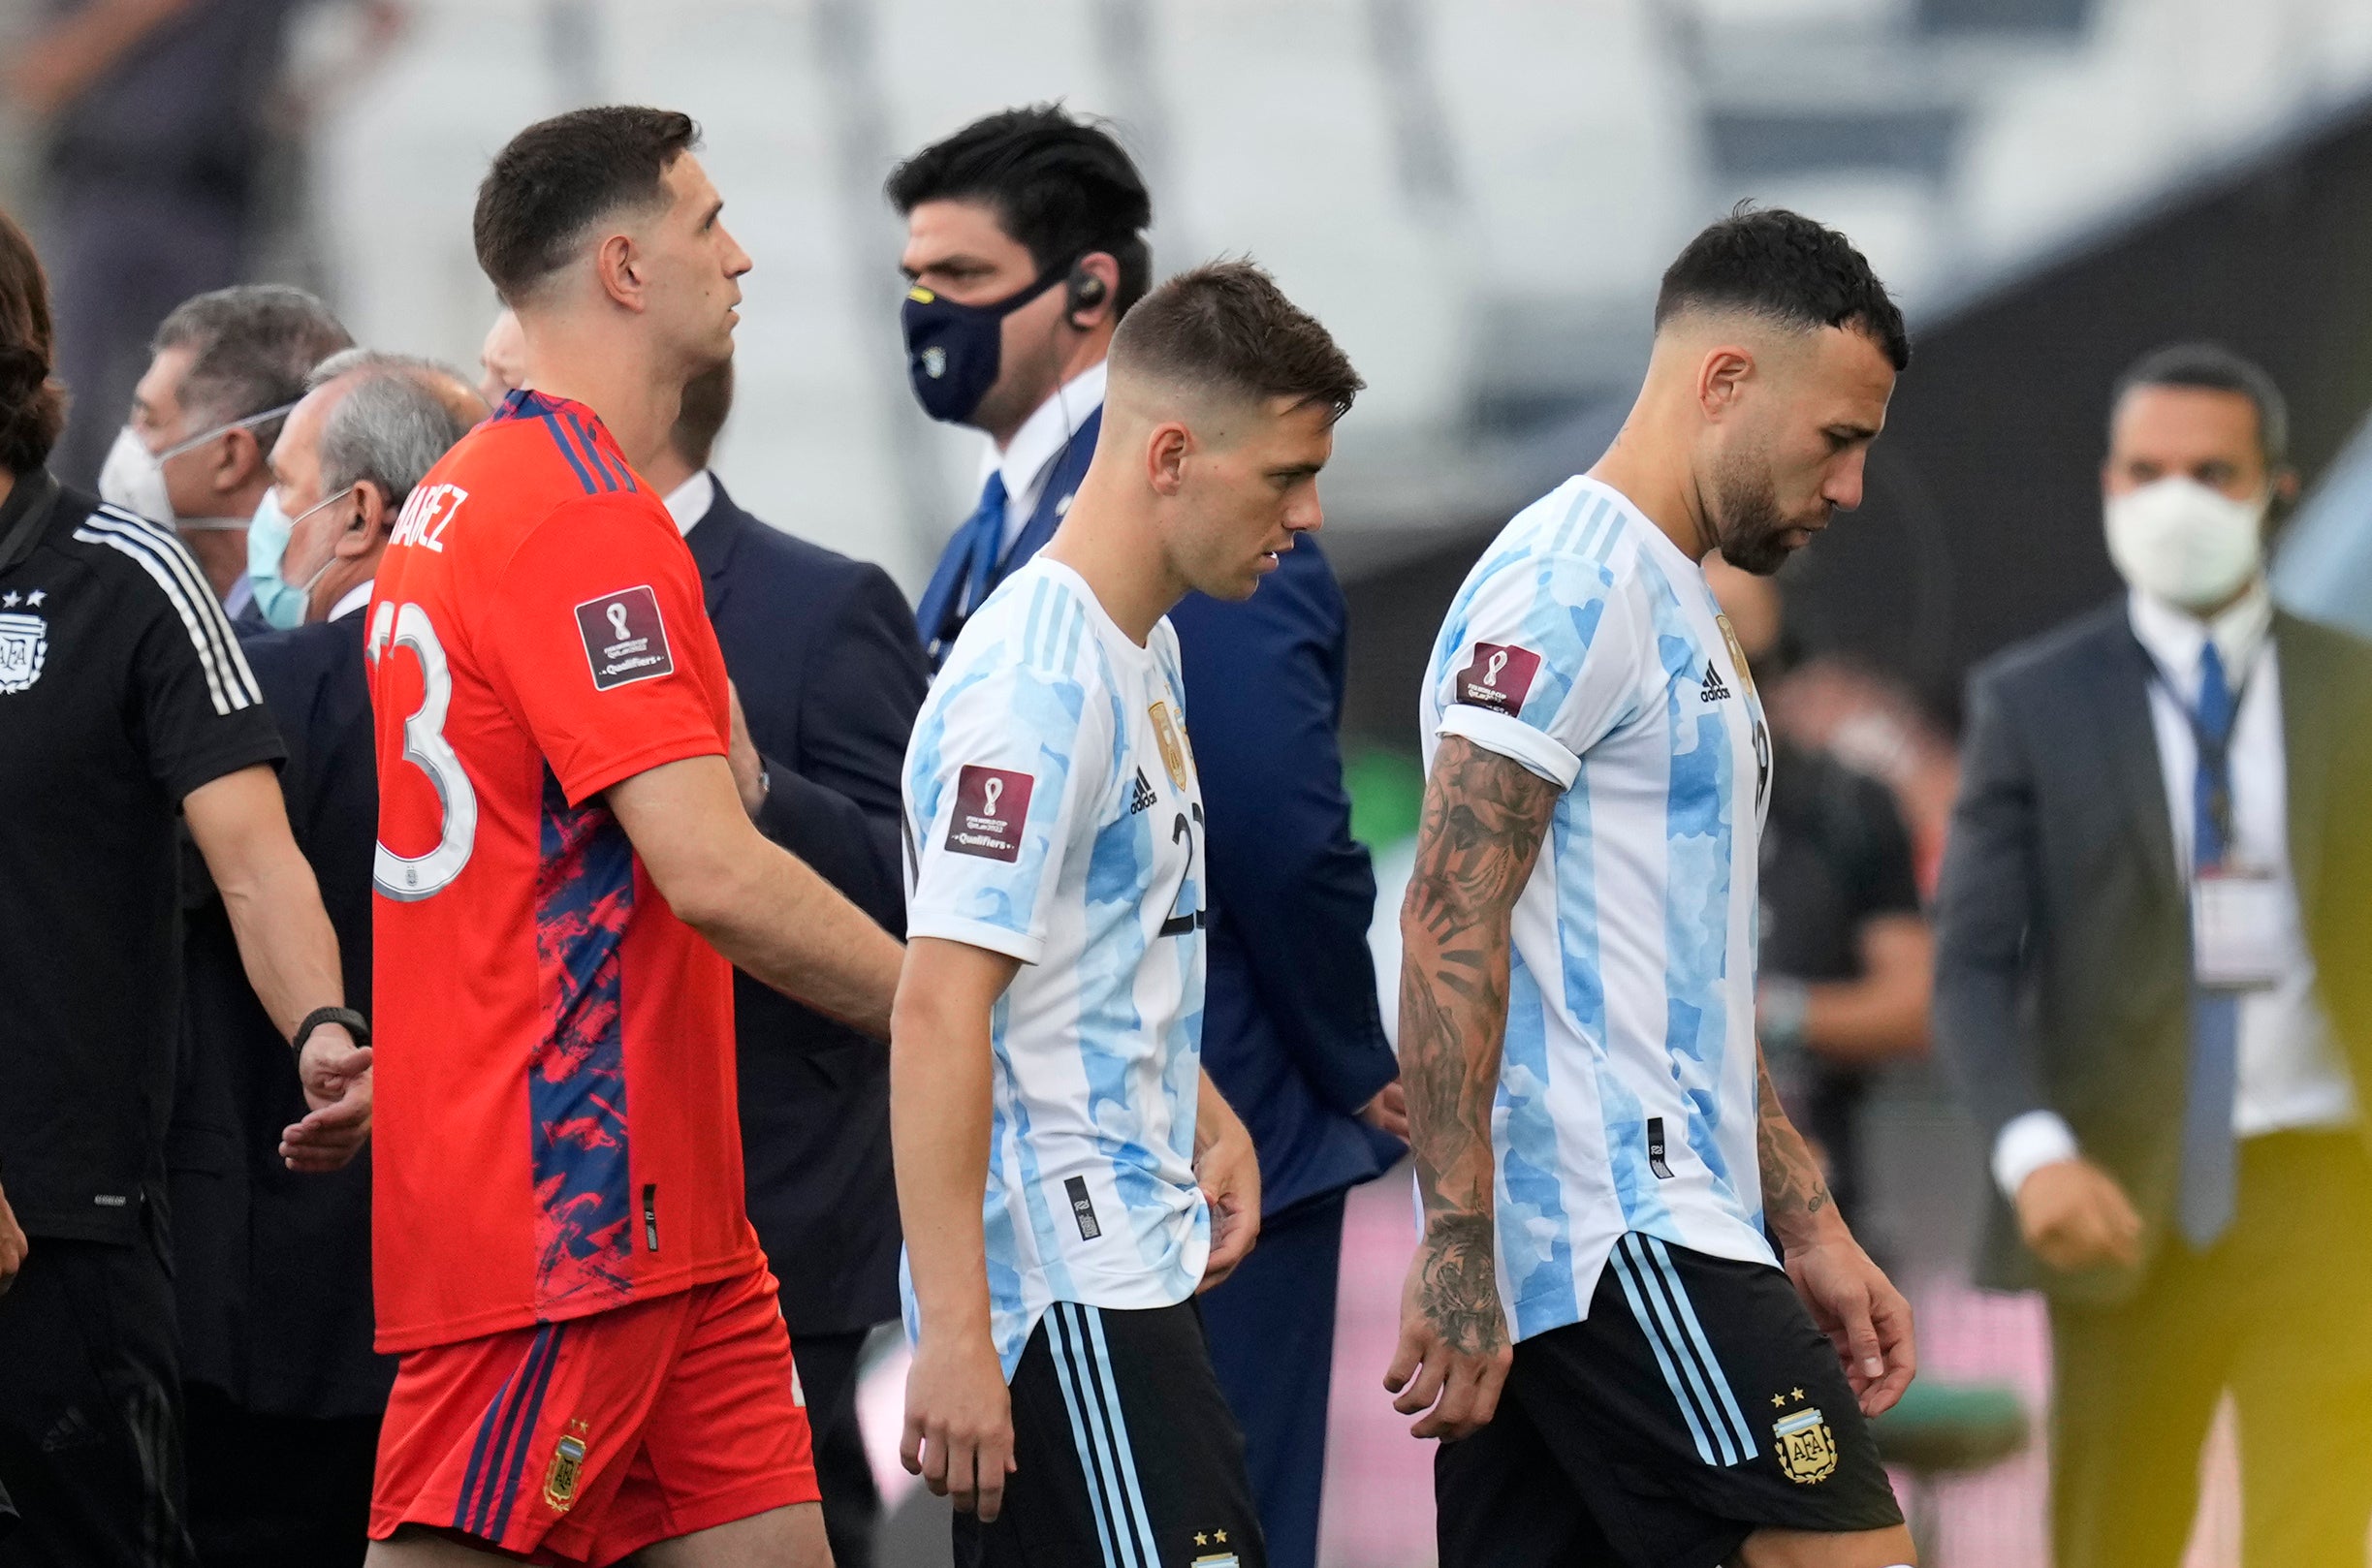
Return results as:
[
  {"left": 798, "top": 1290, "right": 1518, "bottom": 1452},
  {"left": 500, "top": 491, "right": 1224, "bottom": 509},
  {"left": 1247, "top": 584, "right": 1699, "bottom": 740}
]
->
[
  {"left": 1934, "top": 600, "right": 2372, "bottom": 1303},
  {"left": 686, "top": 479, "right": 927, "bottom": 1334},
  {"left": 173, "top": 611, "right": 391, "bottom": 1418},
  {"left": 1170, "top": 544, "right": 1405, "bottom": 1214}
]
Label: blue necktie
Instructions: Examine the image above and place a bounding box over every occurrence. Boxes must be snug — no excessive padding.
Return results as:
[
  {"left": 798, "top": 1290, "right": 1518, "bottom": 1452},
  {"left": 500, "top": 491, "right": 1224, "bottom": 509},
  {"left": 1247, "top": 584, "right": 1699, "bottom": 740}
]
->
[
  {"left": 917, "top": 473, "right": 1007, "bottom": 658},
  {"left": 960, "top": 472, "right": 1008, "bottom": 619},
  {"left": 2178, "top": 641, "right": 2240, "bottom": 1249}
]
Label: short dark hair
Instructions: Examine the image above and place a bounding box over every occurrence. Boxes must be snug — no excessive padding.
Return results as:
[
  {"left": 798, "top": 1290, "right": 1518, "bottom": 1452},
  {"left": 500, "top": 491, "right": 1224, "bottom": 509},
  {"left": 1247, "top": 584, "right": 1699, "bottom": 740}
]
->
[
  {"left": 886, "top": 105, "right": 1154, "bottom": 317},
  {"left": 151, "top": 284, "right": 353, "bottom": 454},
  {"left": 670, "top": 359, "right": 734, "bottom": 471},
  {"left": 476, "top": 107, "right": 700, "bottom": 304},
  {"left": 0, "top": 205, "right": 66, "bottom": 477},
  {"left": 1655, "top": 204, "right": 1910, "bottom": 373},
  {"left": 1109, "top": 260, "right": 1363, "bottom": 422},
  {"left": 2111, "top": 341, "right": 2289, "bottom": 467}
]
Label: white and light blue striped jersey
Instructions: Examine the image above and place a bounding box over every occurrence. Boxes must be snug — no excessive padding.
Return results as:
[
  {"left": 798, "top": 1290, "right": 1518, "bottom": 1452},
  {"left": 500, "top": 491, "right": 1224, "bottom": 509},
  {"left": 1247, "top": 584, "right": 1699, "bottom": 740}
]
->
[
  {"left": 1419, "top": 474, "right": 1777, "bottom": 1345},
  {"left": 901, "top": 555, "right": 1211, "bottom": 1378}
]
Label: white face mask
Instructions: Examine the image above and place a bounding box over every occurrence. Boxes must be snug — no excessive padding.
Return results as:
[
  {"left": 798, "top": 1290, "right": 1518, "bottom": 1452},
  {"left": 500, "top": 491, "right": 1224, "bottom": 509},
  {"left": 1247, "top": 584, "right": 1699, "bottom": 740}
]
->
[
  {"left": 96, "top": 401, "right": 300, "bottom": 534},
  {"left": 97, "top": 424, "right": 179, "bottom": 527},
  {"left": 2103, "top": 476, "right": 2267, "bottom": 613}
]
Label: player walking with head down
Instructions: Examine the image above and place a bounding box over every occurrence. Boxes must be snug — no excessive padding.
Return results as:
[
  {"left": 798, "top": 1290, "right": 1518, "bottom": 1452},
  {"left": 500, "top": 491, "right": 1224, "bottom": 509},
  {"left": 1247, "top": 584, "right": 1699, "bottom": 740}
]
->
[
  {"left": 894, "top": 261, "right": 1362, "bottom": 1568},
  {"left": 1392, "top": 207, "right": 1921, "bottom": 1568},
  {"left": 363, "top": 108, "right": 902, "bottom": 1567}
]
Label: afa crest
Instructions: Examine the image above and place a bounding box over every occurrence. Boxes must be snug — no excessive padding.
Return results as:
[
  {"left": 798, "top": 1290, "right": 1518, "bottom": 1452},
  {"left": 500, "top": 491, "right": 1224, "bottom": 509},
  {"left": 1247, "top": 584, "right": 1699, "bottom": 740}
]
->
[
  {"left": 1148, "top": 701, "right": 1191, "bottom": 792},
  {"left": 1713, "top": 612, "right": 1758, "bottom": 698},
  {"left": 1773, "top": 1405, "right": 1839, "bottom": 1484},
  {"left": 0, "top": 612, "right": 47, "bottom": 695},
  {"left": 543, "top": 1421, "right": 590, "bottom": 1513}
]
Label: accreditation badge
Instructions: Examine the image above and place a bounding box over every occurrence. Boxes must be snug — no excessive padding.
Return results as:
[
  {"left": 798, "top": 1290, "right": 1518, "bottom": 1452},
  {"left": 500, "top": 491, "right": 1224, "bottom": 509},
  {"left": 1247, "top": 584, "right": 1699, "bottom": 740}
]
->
[{"left": 2193, "top": 866, "right": 2287, "bottom": 990}]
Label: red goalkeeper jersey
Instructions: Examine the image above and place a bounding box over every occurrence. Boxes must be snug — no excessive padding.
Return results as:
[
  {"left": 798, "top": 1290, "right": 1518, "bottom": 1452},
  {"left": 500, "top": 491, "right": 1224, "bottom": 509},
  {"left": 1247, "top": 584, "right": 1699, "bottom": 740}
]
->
[{"left": 364, "top": 390, "right": 758, "bottom": 1352}]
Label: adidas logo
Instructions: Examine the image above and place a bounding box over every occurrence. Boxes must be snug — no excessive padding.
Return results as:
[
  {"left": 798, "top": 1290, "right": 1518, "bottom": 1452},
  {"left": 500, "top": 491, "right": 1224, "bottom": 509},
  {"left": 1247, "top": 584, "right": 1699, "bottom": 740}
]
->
[
  {"left": 1699, "top": 662, "right": 1732, "bottom": 704},
  {"left": 1127, "top": 768, "right": 1158, "bottom": 815}
]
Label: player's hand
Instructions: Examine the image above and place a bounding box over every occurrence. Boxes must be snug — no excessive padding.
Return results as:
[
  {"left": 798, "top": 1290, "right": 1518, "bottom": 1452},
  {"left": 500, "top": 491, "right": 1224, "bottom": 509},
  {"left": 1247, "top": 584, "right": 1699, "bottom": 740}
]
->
[
  {"left": 2015, "top": 1156, "right": 2142, "bottom": 1274},
  {"left": 1358, "top": 1080, "right": 1409, "bottom": 1142},
  {"left": 726, "top": 682, "right": 767, "bottom": 821},
  {"left": 0, "top": 1175, "right": 26, "bottom": 1297},
  {"left": 901, "top": 1332, "right": 1016, "bottom": 1521},
  {"left": 280, "top": 1024, "right": 374, "bottom": 1173},
  {"left": 1784, "top": 1226, "right": 1915, "bottom": 1419},
  {"left": 1385, "top": 1216, "right": 1511, "bottom": 1441},
  {"left": 1195, "top": 1113, "right": 1262, "bottom": 1291}
]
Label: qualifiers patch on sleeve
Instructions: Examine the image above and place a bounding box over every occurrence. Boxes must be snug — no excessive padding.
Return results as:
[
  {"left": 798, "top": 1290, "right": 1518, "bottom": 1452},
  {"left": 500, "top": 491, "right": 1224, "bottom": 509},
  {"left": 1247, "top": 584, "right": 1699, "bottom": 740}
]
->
[
  {"left": 1454, "top": 642, "right": 1542, "bottom": 717},
  {"left": 575, "top": 585, "right": 675, "bottom": 690},
  {"left": 945, "top": 765, "right": 1034, "bottom": 862}
]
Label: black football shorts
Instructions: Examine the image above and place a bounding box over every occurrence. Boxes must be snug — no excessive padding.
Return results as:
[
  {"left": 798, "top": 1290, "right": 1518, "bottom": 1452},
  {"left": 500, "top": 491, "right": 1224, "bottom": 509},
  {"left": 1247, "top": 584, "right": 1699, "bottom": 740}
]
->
[
  {"left": 1437, "top": 1232, "right": 1903, "bottom": 1568},
  {"left": 955, "top": 1298, "right": 1265, "bottom": 1568}
]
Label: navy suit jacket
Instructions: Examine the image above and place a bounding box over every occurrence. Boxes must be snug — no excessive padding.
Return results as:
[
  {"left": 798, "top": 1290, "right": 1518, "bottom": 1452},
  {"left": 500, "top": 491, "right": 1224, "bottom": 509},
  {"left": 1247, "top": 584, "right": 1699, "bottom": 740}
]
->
[
  {"left": 1170, "top": 546, "right": 1404, "bottom": 1213},
  {"left": 922, "top": 437, "right": 1402, "bottom": 1214},
  {"left": 686, "top": 478, "right": 928, "bottom": 1333},
  {"left": 173, "top": 611, "right": 390, "bottom": 1418}
]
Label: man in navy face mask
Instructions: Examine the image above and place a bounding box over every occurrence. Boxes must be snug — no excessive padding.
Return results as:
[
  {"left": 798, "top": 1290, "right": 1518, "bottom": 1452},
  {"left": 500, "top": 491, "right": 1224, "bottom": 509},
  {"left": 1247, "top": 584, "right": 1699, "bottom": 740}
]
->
[
  {"left": 890, "top": 107, "right": 1146, "bottom": 668},
  {"left": 887, "top": 107, "right": 1407, "bottom": 1568}
]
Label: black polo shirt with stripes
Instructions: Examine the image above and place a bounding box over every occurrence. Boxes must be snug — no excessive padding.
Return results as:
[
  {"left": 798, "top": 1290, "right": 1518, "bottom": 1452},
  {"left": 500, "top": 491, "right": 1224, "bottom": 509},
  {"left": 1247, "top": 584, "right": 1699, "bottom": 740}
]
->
[{"left": 0, "top": 471, "right": 284, "bottom": 1242}]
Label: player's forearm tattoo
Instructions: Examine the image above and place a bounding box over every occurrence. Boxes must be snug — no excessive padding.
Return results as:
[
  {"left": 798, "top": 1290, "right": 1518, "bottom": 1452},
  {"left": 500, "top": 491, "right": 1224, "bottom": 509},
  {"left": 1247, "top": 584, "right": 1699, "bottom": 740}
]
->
[
  {"left": 1397, "top": 737, "right": 1558, "bottom": 1338},
  {"left": 1755, "top": 1047, "right": 1836, "bottom": 1246},
  {"left": 1412, "top": 1210, "right": 1503, "bottom": 1353}
]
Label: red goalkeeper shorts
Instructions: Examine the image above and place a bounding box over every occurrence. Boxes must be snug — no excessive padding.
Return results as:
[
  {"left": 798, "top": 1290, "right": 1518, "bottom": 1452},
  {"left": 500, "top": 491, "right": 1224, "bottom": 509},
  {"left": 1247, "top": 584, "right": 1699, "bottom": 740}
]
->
[{"left": 368, "top": 1264, "right": 818, "bottom": 1566}]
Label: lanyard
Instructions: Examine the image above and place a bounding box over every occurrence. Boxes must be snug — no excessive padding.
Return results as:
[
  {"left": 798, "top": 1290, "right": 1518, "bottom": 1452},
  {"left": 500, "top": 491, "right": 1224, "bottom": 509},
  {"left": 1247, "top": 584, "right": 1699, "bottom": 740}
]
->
[{"left": 2141, "top": 646, "right": 2258, "bottom": 861}]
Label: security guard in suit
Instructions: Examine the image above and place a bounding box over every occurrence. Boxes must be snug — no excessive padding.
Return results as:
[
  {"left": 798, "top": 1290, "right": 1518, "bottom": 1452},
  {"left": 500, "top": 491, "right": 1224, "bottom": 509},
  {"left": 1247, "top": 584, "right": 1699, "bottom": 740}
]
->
[
  {"left": 643, "top": 361, "right": 929, "bottom": 1568},
  {"left": 889, "top": 106, "right": 1406, "bottom": 1568},
  {"left": 1937, "top": 345, "right": 2372, "bottom": 1568}
]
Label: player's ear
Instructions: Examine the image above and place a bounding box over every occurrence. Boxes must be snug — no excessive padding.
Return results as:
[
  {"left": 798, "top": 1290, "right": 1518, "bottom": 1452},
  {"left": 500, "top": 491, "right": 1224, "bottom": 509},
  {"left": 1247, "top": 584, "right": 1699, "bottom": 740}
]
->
[
  {"left": 594, "top": 230, "right": 644, "bottom": 314},
  {"left": 1145, "top": 422, "right": 1190, "bottom": 498},
  {"left": 1697, "top": 345, "right": 1754, "bottom": 422}
]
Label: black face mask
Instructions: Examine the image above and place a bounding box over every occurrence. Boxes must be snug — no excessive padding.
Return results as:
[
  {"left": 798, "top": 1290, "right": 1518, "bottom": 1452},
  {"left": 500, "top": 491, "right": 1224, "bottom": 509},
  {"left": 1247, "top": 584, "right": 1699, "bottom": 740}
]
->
[{"left": 901, "top": 261, "right": 1070, "bottom": 425}]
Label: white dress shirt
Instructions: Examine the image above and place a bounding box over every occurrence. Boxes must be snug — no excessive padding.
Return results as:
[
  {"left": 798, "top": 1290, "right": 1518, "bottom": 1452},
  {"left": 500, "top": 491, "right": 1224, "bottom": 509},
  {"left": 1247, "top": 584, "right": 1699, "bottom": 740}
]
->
[
  {"left": 329, "top": 580, "right": 373, "bottom": 622},
  {"left": 1992, "top": 580, "right": 2358, "bottom": 1200},
  {"left": 980, "top": 361, "right": 1106, "bottom": 554},
  {"left": 662, "top": 469, "right": 715, "bottom": 537}
]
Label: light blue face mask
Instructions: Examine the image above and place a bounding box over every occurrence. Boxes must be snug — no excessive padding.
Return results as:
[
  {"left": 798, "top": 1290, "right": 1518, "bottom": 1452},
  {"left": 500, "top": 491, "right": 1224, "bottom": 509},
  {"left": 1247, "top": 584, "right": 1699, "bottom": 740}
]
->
[{"left": 247, "top": 485, "right": 355, "bottom": 630}]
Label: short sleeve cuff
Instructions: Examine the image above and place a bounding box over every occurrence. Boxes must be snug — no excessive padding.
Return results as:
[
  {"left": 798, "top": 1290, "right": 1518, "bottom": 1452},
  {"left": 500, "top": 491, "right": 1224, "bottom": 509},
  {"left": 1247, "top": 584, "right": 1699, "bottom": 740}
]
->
[
  {"left": 1437, "top": 705, "right": 1579, "bottom": 789},
  {"left": 1991, "top": 1110, "right": 2080, "bottom": 1203},
  {"left": 905, "top": 911, "right": 1047, "bottom": 967},
  {"left": 555, "top": 732, "right": 727, "bottom": 809},
  {"left": 166, "top": 730, "right": 288, "bottom": 808}
]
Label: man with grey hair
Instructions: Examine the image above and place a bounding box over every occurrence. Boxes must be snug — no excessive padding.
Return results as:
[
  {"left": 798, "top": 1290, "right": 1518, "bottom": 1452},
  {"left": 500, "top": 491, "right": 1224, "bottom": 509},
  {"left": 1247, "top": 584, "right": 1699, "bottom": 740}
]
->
[
  {"left": 173, "top": 352, "right": 485, "bottom": 1568},
  {"left": 95, "top": 284, "right": 352, "bottom": 622},
  {"left": 265, "top": 349, "right": 486, "bottom": 628}
]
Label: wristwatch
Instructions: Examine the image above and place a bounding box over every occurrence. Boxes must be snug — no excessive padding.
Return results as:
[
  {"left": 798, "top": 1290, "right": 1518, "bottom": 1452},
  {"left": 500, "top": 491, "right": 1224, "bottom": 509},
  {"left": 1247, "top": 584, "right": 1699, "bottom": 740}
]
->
[{"left": 293, "top": 1005, "right": 370, "bottom": 1055}]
